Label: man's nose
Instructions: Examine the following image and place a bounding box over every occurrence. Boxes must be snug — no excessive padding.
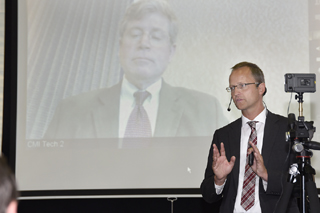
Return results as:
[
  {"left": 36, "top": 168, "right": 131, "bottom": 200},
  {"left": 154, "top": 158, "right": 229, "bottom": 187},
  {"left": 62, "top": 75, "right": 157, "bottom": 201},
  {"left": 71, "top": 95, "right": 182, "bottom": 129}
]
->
[{"left": 138, "top": 33, "right": 151, "bottom": 49}]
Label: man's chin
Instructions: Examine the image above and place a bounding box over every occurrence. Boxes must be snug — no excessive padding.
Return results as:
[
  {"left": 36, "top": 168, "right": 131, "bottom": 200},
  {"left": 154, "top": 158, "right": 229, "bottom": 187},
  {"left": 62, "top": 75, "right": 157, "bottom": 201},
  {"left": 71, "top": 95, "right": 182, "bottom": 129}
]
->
[{"left": 234, "top": 103, "right": 243, "bottom": 110}]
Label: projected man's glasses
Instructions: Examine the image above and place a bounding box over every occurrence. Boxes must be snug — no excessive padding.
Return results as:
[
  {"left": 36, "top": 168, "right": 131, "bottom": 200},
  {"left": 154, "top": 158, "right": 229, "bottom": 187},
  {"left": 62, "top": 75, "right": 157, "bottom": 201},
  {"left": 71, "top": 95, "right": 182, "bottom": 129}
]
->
[{"left": 124, "top": 28, "right": 170, "bottom": 47}]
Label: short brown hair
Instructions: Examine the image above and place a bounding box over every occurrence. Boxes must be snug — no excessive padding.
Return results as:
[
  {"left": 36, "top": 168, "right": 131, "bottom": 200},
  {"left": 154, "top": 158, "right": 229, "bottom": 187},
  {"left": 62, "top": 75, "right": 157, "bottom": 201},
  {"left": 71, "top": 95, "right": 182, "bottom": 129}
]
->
[{"left": 231, "top": 61, "right": 265, "bottom": 84}]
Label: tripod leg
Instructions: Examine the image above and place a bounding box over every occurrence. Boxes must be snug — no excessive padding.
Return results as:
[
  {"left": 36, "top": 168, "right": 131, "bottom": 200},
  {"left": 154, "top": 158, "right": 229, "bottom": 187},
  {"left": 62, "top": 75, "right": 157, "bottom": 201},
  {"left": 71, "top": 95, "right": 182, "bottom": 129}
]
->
[
  {"left": 274, "top": 163, "right": 299, "bottom": 213},
  {"left": 306, "top": 181, "right": 320, "bottom": 213}
]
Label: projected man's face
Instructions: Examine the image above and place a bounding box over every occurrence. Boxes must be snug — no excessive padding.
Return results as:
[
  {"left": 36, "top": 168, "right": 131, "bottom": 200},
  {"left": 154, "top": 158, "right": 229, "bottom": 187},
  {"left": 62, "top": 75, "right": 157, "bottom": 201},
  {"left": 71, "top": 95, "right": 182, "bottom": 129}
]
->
[{"left": 119, "top": 12, "right": 176, "bottom": 89}]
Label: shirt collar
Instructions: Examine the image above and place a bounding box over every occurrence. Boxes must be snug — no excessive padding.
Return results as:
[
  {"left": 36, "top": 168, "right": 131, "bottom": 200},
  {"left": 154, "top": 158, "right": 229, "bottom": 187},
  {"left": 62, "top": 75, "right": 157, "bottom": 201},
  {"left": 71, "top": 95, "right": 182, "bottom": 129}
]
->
[
  {"left": 121, "top": 76, "right": 162, "bottom": 101},
  {"left": 241, "top": 108, "right": 267, "bottom": 126}
]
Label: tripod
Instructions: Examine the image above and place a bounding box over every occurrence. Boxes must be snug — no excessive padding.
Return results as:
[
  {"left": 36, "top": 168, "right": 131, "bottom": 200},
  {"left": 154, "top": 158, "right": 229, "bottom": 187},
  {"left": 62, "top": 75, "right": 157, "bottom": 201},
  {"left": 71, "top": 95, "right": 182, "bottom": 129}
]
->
[
  {"left": 274, "top": 140, "right": 320, "bottom": 213},
  {"left": 274, "top": 93, "right": 320, "bottom": 213}
]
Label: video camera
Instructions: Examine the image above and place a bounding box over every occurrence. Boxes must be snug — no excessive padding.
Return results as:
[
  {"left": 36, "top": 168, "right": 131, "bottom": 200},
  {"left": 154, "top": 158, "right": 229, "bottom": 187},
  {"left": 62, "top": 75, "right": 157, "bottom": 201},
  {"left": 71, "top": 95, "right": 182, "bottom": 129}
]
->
[{"left": 284, "top": 73, "right": 316, "bottom": 148}]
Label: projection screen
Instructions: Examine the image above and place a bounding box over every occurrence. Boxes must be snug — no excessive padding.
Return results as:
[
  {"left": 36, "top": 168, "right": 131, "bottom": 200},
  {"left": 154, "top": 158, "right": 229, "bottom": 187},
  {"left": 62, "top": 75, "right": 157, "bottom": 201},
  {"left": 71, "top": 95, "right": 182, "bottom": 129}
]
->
[{"left": 7, "top": 0, "right": 320, "bottom": 198}]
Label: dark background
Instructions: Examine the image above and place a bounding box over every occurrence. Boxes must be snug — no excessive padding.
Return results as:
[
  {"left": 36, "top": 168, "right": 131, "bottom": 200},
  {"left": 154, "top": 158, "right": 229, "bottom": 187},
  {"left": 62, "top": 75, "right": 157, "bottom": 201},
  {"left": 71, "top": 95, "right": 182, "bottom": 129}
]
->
[{"left": 18, "top": 198, "right": 221, "bottom": 213}]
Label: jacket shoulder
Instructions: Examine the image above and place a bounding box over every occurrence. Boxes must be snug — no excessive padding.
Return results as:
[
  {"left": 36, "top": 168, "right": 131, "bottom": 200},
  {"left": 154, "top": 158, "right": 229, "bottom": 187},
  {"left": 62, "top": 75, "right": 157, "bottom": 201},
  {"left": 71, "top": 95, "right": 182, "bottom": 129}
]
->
[
  {"left": 267, "top": 111, "right": 288, "bottom": 124},
  {"left": 57, "top": 83, "right": 120, "bottom": 110},
  {"left": 214, "top": 117, "right": 241, "bottom": 134}
]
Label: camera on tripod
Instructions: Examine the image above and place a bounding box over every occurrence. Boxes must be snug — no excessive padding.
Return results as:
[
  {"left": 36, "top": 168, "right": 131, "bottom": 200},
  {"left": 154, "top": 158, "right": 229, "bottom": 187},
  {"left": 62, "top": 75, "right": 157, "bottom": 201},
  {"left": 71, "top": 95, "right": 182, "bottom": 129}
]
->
[
  {"left": 284, "top": 73, "right": 316, "bottom": 151},
  {"left": 274, "top": 73, "right": 319, "bottom": 213}
]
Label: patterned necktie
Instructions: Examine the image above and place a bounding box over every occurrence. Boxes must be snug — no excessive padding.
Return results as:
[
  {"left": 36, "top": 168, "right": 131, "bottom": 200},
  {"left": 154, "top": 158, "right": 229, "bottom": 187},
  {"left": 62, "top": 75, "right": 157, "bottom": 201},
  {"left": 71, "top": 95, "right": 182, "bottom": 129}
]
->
[
  {"left": 124, "top": 91, "right": 152, "bottom": 138},
  {"left": 240, "top": 121, "right": 258, "bottom": 211}
]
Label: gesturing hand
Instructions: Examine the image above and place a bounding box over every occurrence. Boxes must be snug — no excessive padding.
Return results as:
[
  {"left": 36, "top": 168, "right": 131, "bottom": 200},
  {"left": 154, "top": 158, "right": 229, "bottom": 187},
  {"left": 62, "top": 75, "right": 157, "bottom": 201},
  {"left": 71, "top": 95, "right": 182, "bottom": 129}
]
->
[
  {"left": 248, "top": 141, "right": 268, "bottom": 181},
  {"left": 212, "top": 142, "right": 236, "bottom": 185}
]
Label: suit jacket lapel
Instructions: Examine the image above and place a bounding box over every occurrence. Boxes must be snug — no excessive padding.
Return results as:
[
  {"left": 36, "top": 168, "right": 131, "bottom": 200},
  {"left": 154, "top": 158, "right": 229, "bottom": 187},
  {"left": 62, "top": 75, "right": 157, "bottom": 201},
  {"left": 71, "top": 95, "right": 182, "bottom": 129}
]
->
[
  {"left": 229, "top": 118, "right": 242, "bottom": 188},
  {"left": 93, "top": 83, "right": 121, "bottom": 138},
  {"left": 154, "top": 81, "right": 184, "bottom": 137},
  {"left": 261, "top": 111, "right": 279, "bottom": 168}
]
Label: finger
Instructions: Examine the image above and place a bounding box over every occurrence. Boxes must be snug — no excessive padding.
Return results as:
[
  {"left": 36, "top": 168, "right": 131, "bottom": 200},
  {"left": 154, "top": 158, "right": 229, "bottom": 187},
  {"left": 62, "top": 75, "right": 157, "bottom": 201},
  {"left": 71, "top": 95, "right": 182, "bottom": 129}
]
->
[
  {"left": 247, "top": 147, "right": 254, "bottom": 155},
  {"left": 229, "top": 156, "right": 236, "bottom": 167},
  {"left": 220, "top": 142, "right": 226, "bottom": 156},
  {"left": 249, "top": 141, "right": 260, "bottom": 154},
  {"left": 254, "top": 151, "right": 263, "bottom": 163},
  {"left": 212, "top": 144, "right": 220, "bottom": 159},
  {"left": 248, "top": 142, "right": 264, "bottom": 163}
]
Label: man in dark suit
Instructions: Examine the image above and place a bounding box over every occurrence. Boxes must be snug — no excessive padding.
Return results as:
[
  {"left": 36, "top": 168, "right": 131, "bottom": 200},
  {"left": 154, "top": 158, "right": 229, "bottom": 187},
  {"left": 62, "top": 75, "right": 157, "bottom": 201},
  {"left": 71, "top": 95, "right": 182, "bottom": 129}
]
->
[
  {"left": 44, "top": 0, "right": 226, "bottom": 139},
  {"left": 200, "top": 62, "right": 299, "bottom": 212}
]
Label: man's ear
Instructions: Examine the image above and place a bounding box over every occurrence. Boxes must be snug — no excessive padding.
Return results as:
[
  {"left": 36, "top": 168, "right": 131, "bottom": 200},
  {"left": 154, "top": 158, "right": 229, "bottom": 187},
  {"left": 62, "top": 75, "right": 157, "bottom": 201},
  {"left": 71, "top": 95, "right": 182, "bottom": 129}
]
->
[
  {"left": 258, "top": 82, "right": 266, "bottom": 96},
  {"left": 6, "top": 200, "right": 18, "bottom": 213},
  {"left": 263, "top": 87, "right": 267, "bottom": 96},
  {"left": 168, "top": 44, "right": 176, "bottom": 63}
]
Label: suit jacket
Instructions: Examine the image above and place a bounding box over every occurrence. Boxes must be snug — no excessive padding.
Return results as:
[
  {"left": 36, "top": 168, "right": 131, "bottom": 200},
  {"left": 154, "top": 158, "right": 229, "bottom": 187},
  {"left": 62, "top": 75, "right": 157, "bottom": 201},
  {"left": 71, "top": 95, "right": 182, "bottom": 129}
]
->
[
  {"left": 44, "top": 81, "right": 227, "bottom": 138},
  {"left": 200, "top": 111, "right": 299, "bottom": 213}
]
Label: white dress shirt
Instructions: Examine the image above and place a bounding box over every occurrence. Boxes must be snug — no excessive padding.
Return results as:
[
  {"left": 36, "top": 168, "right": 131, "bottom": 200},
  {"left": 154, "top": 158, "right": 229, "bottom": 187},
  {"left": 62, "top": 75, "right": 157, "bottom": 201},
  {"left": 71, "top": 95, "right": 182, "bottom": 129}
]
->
[
  {"left": 119, "top": 76, "right": 161, "bottom": 138},
  {"left": 215, "top": 108, "right": 267, "bottom": 212}
]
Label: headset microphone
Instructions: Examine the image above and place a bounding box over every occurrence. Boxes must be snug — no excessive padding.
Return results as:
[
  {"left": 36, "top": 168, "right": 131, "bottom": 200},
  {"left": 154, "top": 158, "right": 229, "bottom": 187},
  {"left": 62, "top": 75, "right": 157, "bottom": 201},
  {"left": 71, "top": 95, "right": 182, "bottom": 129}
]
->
[{"left": 227, "top": 96, "right": 232, "bottom": 112}]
